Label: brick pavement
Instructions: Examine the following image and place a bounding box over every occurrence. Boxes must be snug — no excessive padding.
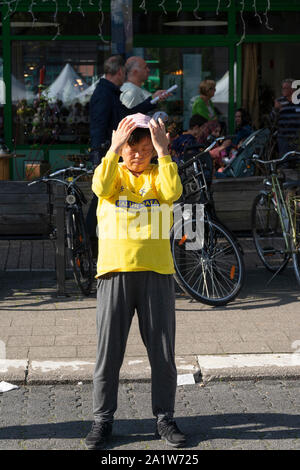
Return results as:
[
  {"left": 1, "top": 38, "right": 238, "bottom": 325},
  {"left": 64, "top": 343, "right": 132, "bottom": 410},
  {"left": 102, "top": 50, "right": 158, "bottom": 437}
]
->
[{"left": 0, "top": 380, "right": 299, "bottom": 450}]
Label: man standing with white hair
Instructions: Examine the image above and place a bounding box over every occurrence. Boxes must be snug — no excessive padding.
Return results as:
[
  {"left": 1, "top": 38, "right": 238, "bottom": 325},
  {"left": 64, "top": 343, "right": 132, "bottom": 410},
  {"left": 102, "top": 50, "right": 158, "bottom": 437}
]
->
[{"left": 120, "top": 56, "right": 164, "bottom": 108}]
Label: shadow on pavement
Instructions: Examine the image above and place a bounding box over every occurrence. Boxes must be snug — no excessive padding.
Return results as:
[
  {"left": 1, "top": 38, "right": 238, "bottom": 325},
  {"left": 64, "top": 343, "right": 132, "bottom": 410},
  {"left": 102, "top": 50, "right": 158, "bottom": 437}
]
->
[
  {"left": 0, "top": 414, "right": 299, "bottom": 448},
  {"left": 0, "top": 267, "right": 299, "bottom": 312}
]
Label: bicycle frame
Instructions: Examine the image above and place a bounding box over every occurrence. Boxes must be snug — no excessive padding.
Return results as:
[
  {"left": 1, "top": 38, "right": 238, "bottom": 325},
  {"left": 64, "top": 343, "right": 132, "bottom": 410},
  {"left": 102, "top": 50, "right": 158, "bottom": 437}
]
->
[
  {"left": 253, "top": 150, "right": 300, "bottom": 261},
  {"left": 261, "top": 171, "right": 298, "bottom": 256}
]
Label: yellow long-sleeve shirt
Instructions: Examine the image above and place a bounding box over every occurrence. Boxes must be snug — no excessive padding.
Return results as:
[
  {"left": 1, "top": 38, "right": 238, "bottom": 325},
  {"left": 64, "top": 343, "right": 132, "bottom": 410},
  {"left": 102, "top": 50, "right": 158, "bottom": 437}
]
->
[{"left": 92, "top": 150, "right": 183, "bottom": 277}]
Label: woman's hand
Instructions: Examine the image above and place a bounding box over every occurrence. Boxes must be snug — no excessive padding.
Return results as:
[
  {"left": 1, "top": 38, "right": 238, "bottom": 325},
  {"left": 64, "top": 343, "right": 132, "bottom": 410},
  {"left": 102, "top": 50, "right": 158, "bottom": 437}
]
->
[
  {"left": 110, "top": 117, "right": 137, "bottom": 155},
  {"left": 149, "top": 117, "right": 170, "bottom": 158}
]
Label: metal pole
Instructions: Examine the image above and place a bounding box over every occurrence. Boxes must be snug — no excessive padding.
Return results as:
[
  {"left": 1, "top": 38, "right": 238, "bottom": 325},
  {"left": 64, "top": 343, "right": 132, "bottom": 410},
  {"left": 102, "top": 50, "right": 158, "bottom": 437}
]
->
[{"left": 54, "top": 183, "right": 66, "bottom": 296}]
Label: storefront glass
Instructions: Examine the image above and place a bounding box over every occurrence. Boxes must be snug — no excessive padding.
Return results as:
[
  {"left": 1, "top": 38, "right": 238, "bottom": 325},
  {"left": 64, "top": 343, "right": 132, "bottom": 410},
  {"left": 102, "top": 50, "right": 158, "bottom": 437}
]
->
[
  {"left": 237, "top": 11, "right": 300, "bottom": 35},
  {"left": 11, "top": 40, "right": 110, "bottom": 145},
  {"left": 133, "top": 10, "right": 228, "bottom": 35},
  {"left": 136, "top": 46, "right": 229, "bottom": 131},
  {"left": 10, "top": 11, "right": 111, "bottom": 36}
]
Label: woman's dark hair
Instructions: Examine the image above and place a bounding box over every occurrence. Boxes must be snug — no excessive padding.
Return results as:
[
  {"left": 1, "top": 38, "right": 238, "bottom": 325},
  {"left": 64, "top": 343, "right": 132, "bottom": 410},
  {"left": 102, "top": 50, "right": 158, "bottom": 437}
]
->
[
  {"left": 236, "top": 108, "right": 252, "bottom": 127},
  {"left": 189, "top": 114, "right": 207, "bottom": 129},
  {"left": 127, "top": 127, "right": 151, "bottom": 146}
]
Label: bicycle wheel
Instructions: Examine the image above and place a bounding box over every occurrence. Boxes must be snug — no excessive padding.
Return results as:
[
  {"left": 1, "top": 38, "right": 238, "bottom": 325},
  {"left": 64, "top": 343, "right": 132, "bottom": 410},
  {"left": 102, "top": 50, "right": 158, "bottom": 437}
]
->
[
  {"left": 66, "top": 208, "right": 93, "bottom": 295},
  {"left": 171, "top": 217, "right": 245, "bottom": 306},
  {"left": 291, "top": 197, "right": 300, "bottom": 286},
  {"left": 252, "top": 193, "right": 289, "bottom": 272}
]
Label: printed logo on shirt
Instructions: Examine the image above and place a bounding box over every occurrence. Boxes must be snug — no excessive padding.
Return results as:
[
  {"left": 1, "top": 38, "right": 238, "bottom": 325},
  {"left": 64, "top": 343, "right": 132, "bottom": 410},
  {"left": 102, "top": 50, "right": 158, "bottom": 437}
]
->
[
  {"left": 139, "top": 184, "right": 152, "bottom": 196},
  {"left": 115, "top": 198, "right": 160, "bottom": 210}
]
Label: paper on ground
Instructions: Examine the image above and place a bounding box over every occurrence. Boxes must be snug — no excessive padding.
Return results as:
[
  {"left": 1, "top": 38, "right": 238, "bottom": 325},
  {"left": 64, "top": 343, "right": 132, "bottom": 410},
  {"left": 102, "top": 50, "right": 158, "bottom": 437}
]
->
[
  {"left": 177, "top": 374, "right": 195, "bottom": 385},
  {"left": 0, "top": 381, "right": 19, "bottom": 393}
]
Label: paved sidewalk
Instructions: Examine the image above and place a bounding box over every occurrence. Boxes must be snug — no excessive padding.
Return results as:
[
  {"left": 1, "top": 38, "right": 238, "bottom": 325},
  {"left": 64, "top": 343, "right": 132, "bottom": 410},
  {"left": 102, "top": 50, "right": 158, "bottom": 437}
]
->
[{"left": 0, "top": 239, "right": 300, "bottom": 383}]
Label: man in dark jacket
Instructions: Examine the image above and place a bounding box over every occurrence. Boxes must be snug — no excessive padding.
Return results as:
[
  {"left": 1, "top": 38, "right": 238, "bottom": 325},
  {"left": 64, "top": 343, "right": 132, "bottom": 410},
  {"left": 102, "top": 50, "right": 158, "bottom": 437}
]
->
[{"left": 89, "top": 54, "right": 163, "bottom": 166}]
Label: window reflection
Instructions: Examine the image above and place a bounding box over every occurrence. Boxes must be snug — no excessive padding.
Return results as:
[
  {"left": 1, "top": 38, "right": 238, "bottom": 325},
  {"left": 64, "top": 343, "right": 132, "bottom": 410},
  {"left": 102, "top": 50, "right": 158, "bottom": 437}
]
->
[
  {"left": 237, "top": 11, "right": 300, "bottom": 35},
  {"left": 10, "top": 11, "right": 110, "bottom": 36},
  {"left": 133, "top": 10, "right": 228, "bottom": 35},
  {"left": 12, "top": 41, "right": 110, "bottom": 145},
  {"left": 138, "top": 47, "right": 229, "bottom": 131}
]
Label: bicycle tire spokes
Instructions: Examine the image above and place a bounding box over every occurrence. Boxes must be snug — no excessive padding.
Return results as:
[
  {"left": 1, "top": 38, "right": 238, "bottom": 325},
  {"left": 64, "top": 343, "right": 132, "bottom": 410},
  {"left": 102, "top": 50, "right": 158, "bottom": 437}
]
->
[
  {"left": 252, "top": 193, "right": 289, "bottom": 272},
  {"left": 172, "top": 218, "right": 244, "bottom": 306},
  {"left": 67, "top": 210, "right": 93, "bottom": 295}
]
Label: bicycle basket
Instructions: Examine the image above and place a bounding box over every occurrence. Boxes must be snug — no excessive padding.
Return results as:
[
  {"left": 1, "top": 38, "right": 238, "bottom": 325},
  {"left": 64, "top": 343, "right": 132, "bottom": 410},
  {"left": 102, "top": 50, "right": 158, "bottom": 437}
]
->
[{"left": 178, "top": 151, "right": 213, "bottom": 204}]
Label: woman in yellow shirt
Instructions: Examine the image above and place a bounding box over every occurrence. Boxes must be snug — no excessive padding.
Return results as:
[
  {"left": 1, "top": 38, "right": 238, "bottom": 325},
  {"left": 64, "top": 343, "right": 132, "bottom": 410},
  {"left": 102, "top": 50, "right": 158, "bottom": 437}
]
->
[{"left": 85, "top": 113, "right": 186, "bottom": 450}]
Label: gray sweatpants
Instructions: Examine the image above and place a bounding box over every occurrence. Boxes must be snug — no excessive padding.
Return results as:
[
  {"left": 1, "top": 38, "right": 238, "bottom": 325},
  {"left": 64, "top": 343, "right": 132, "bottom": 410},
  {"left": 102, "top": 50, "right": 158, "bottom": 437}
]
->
[{"left": 93, "top": 271, "right": 177, "bottom": 424}]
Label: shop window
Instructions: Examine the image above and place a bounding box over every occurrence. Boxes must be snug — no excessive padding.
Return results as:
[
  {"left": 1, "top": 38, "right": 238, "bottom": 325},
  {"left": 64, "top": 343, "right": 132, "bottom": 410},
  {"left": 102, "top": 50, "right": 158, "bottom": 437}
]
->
[
  {"left": 10, "top": 11, "right": 110, "bottom": 36},
  {"left": 11, "top": 41, "right": 110, "bottom": 145},
  {"left": 133, "top": 10, "right": 228, "bottom": 35},
  {"left": 237, "top": 11, "right": 300, "bottom": 36},
  {"left": 135, "top": 46, "right": 229, "bottom": 131}
]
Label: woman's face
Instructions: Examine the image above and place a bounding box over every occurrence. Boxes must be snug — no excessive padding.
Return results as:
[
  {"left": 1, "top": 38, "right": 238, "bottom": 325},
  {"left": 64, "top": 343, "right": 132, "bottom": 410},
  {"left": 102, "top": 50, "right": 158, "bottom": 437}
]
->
[
  {"left": 207, "top": 84, "right": 216, "bottom": 98},
  {"left": 211, "top": 126, "right": 221, "bottom": 138},
  {"left": 235, "top": 111, "right": 242, "bottom": 126},
  {"left": 122, "top": 136, "right": 154, "bottom": 174}
]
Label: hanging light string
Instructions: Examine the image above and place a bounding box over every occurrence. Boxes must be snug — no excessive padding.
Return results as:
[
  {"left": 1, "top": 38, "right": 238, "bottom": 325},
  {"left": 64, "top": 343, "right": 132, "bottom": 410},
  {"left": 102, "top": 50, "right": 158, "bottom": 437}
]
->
[
  {"left": 4, "top": 0, "right": 13, "bottom": 20},
  {"left": 77, "top": 0, "right": 84, "bottom": 16},
  {"left": 29, "top": 0, "right": 37, "bottom": 26},
  {"left": 159, "top": 0, "right": 167, "bottom": 15},
  {"left": 67, "top": 0, "right": 72, "bottom": 13},
  {"left": 0, "top": 0, "right": 275, "bottom": 41},
  {"left": 237, "top": 0, "right": 246, "bottom": 46},
  {"left": 252, "top": 0, "right": 262, "bottom": 24},
  {"left": 139, "top": 0, "right": 147, "bottom": 14},
  {"left": 176, "top": 0, "right": 182, "bottom": 16},
  {"left": 52, "top": 0, "right": 61, "bottom": 41},
  {"left": 193, "top": 0, "right": 201, "bottom": 19},
  {"left": 264, "top": 0, "right": 273, "bottom": 30},
  {"left": 98, "top": 0, "right": 109, "bottom": 43},
  {"left": 12, "top": 0, "right": 20, "bottom": 15}
]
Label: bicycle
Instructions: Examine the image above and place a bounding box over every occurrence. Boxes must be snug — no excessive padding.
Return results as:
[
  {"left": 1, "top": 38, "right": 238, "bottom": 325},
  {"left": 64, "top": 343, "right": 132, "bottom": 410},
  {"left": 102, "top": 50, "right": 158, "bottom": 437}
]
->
[
  {"left": 170, "top": 140, "right": 245, "bottom": 306},
  {"left": 251, "top": 151, "right": 300, "bottom": 285},
  {"left": 28, "top": 164, "right": 94, "bottom": 295}
]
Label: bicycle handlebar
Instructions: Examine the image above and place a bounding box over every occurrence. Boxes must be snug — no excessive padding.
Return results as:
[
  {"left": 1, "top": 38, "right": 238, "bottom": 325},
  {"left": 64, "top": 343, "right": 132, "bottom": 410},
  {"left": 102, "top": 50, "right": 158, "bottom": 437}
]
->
[
  {"left": 179, "top": 150, "right": 210, "bottom": 171},
  {"left": 182, "top": 135, "right": 232, "bottom": 166},
  {"left": 252, "top": 150, "right": 300, "bottom": 166},
  {"left": 28, "top": 166, "right": 93, "bottom": 186},
  {"left": 48, "top": 166, "right": 92, "bottom": 177}
]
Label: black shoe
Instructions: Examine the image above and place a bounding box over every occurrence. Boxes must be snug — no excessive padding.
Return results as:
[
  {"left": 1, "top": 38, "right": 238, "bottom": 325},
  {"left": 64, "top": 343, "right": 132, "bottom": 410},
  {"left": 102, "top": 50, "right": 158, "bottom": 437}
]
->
[
  {"left": 155, "top": 418, "right": 186, "bottom": 448},
  {"left": 85, "top": 421, "right": 112, "bottom": 450}
]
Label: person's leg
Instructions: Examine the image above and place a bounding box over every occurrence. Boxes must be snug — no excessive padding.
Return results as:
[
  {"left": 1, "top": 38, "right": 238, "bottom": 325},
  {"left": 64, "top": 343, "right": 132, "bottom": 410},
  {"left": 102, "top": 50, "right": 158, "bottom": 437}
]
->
[
  {"left": 92, "top": 273, "right": 136, "bottom": 424},
  {"left": 135, "top": 272, "right": 186, "bottom": 447},
  {"left": 135, "top": 272, "right": 177, "bottom": 419}
]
